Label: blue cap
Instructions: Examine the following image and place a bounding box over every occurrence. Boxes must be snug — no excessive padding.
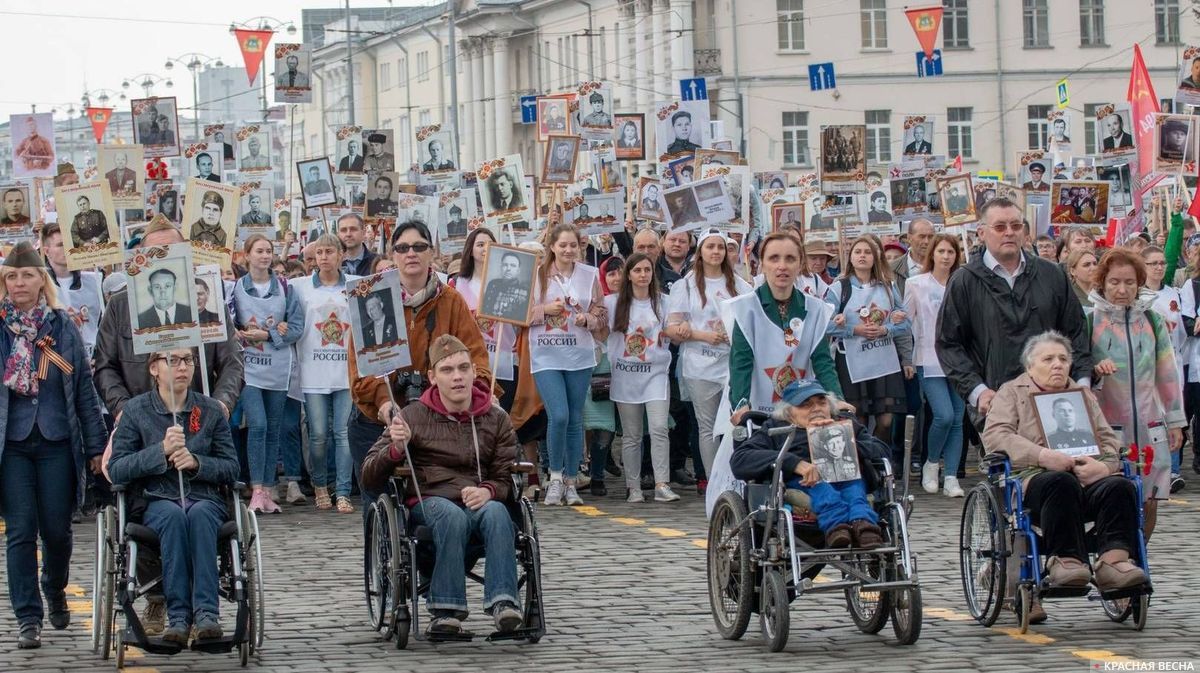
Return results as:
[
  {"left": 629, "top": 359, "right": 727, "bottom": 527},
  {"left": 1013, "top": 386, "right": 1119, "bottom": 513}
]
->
[{"left": 780, "top": 380, "right": 827, "bottom": 406}]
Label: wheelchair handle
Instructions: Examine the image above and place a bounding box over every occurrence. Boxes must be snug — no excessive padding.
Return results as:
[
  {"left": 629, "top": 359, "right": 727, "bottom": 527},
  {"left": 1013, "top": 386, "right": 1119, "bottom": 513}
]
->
[
  {"left": 511, "top": 461, "right": 536, "bottom": 474},
  {"left": 768, "top": 425, "right": 797, "bottom": 438}
]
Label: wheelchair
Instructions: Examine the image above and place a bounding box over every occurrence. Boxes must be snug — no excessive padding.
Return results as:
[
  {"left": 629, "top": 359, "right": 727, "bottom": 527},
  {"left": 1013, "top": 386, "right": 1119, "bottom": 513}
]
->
[
  {"left": 91, "top": 482, "right": 265, "bottom": 668},
  {"left": 958, "top": 451, "right": 1153, "bottom": 633},
  {"left": 363, "top": 460, "right": 545, "bottom": 648},
  {"left": 706, "top": 412, "right": 922, "bottom": 652}
]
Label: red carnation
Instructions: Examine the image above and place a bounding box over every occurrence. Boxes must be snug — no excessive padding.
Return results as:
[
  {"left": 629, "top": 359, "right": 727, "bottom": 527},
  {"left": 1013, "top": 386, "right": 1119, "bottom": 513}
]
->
[{"left": 189, "top": 406, "right": 201, "bottom": 434}]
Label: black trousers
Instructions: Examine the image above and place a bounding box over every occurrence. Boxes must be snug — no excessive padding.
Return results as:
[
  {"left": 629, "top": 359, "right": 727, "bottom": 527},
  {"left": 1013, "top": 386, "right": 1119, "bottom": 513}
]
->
[{"left": 1023, "top": 470, "right": 1139, "bottom": 563}]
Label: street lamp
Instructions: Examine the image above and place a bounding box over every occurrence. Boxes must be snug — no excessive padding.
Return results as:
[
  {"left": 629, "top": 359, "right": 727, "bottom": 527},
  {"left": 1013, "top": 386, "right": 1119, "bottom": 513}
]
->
[
  {"left": 165, "top": 53, "right": 225, "bottom": 139},
  {"left": 229, "top": 16, "right": 298, "bottom": 117},
  {"left": 121, "top": 73, "right": 174, "bottom": 99}
]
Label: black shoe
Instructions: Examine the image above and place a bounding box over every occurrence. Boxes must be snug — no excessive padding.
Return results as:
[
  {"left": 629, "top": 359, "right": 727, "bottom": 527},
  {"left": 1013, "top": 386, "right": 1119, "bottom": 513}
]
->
[
  {"left": 48, "top": 596, "right": 70, "bottom": 630},
  {"left": 1171, "top": 474, "right": 1186, "bottom": 493},
  {"left": 670, "top": 469, "right": 696, "bottom": 486},
  {"left": 17, "top": 623, "right": 41, "bottom": 649},
  {"left": 590, "top": 479, "right": 607, "bottom": 496},
  {"left": 640, "top": 475, "right": 654, "bottom": 490},
  {"left": 605, "top": 459, "right": 622, "bottom": 478}
]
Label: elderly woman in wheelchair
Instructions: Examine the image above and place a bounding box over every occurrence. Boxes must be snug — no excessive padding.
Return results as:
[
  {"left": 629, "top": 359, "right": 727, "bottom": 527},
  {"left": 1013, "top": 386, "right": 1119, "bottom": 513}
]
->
[
  {"left": 107, "top": 348, "right": 240, "bottom": 645},
  {"left": 979, "top": 331, "right": 1148, "bottom": 624}
]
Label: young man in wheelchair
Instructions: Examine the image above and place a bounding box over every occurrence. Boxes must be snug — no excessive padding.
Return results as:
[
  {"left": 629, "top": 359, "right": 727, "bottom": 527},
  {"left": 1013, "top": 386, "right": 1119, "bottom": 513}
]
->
[
  {"left": 729, "top": 380, "right": 886, "bottom": 549},
  {"left": 361, "top": 335, "right": 524, "bottom": 636}
]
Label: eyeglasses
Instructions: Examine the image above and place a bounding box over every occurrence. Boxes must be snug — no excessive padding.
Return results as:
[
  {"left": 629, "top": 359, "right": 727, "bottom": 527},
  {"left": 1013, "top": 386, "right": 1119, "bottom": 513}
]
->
[
  {"left": 989, "top": 222, "right": 1024, "bottom": 233},
  {"left": 154, "top": 355, "right": 195, "bottom": 368},
  {"left": 392, "top": 242, "right": 432, "bottom": 254}
]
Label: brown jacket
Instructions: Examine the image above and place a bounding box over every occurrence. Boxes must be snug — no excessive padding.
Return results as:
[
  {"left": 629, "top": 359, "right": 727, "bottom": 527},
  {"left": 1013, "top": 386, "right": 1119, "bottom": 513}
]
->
[
  {"left": 982, "top": 372, "right": 1120, "bottom": 474},
  {"left": 360, "top": 393, "right": 517, "bottom": 503}
]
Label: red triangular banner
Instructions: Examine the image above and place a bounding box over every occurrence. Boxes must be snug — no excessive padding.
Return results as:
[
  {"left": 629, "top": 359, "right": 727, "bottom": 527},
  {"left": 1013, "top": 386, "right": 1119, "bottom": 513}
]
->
[
  {"left": 1127, "top": 43, "right": 1160, "bottom": 186},
  {"left": 905, "top": 5, "right": 943, "bottom": 59},
  {"left": 234, "top": 29, "right": 275, "bottom": 86},
  {"left": 85, "top": 107, "right": 113, "bottom": 144}
]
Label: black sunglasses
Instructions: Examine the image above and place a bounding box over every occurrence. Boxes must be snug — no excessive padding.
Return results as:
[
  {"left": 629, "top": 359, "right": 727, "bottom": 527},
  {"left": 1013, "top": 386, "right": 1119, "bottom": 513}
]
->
[{"left": 393, "top": 242, "right": 432, "bottom": 254}]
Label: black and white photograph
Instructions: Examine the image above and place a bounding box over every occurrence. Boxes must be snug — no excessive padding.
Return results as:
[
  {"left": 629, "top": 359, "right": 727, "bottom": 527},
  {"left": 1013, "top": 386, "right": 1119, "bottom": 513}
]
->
[
  {"left": 537, "top": 95, "right": 572, "bottom": 142},
  {"left": 1095, "top": 105, "right": 1135, "bottom": 154},
  {"left": 702, "top": 164, "right": 751, "bottom": 230},
  {"left": 364, "top": 129, "right": 397, "bottom": 175},
  {"left": 335, "top": 172, "right": 367, "bottom": 211},
  {"left": 902, "top": 116, "right": 934, "bottom": 156},
  {"left": 145, "top": 181, "right": 182, "bottom": 225},
  {"left": 771, "top": 202, "right": 805, "bottom": 232},
  {"left": 1017, "top": 151, "right": 1051, "bottom": 192},
  {"left": 190, "top": 145, "right": 221, "bottom": 183},
  {"left": 973, "top": 181, "right": 1025, "bottom": 214},
  {"left": 1176, "top": 45, "right": 1200, "bottom": 108},
  {"left": 1046, "top": 110, "right": 1072, "bottom": 153},
  {"left": 660, "top": 176, "right": 734, "bottom": 233},
  {"left": 396, "top": 193, "right": 435, "bottom": 231},
  {"left": 1154, "top": 113, "right": 1196, "bottom": 175},
  {"left": 860, "top": 189, "right": 894, "bottom": 225},
  {"left": 542, "top": 135, "right": 580, "bottom": 184},
  {"left": 98, "top": 144, "right": 144, "bottom": 207},
  {"left": 806, "top": 420, "right": 861, "bottom": 483},
  {"left": 890, "top": 175, "right": 929, "bottom": 214},
  {"left": 576, "top": 83, "right": 614, "bottom": 141},
  {"left": 418, "top": 129, "right": 455, "bottom": 174},
  {"left": 613, "top": 113, "right": 646, "bottom": 161},
  {"left": 298, "top": 158, "right": 337, "bottom": 209},
  {"left": 238, "top": 186, "right": 274, "bottom": 235},
  {"left": 203, "top": 124, "right": 236, "bottom": 168},
  {"left": 0, "top": 184, "right": 32, "bottom": 237},
  {"left": 237, "top": 127, "right": 272, "bottom": 173},
  {"left": 439, "top": 188, "right": 477, "bottom": 245},
  {"left": 1031, "top": 389, "right": 1101, "bottom": 457},
  {"left": 635, "top": 177, "right": 665, "bottom": 223},
  {"left": 667, "top": 155, "right": 696, "bottom": 186},
  {"left": 182, "top": 177, "right": 240, "bottom": 268},
  {"left": 937, "top": 174, "right": 976, "bottom": 227},
  {"left": 1096, "top": 160, "right": 1133, "bottom": 217},
  {"left": 820, "top": 124, "right": 868, "bottom": 193},
  {"left": 124, "top": 242, "right": 201, "bottom": 354},
  {"left": 655, "top": 100, "right": 710, "bottom": 160},
  {"left": 365, "top": 171, "right": 400, "bottom": 219},
  {"left": 193, "top": 264, "right": 229, "bottom": 344},
  {"left": 477, "top": 243, "right": 537, "bottom": 326},
  {"left": 478, "top": 154, "right": 532, "bottom": 231},
  {"left": 9, "top": 112, "right": 57, "bottom": 178},
  {"left": 348, "top": 270, "right": 412, "bottom": 377},
  {"left": 757, "top": 172, "right": 789, "bottom": 191},
  {"left": 55, "top": 181, "right": 120, "bottom": 270},
  {"left": 334, "top": 125, "right": 366, "bottom": 173},
  {"left": 565, "top": 191, "right": 624, "bottom": 236},
  {"left": 130, "top": 96, "right": 180, "bottom": 159},
  {"left": 274, "top": 43, "right": 314, "bottom": 104}
]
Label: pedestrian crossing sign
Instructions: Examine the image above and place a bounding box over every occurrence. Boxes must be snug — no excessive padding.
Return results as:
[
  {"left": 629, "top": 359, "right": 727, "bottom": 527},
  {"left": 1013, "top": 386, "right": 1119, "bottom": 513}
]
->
[{"left": 1056, "top": 79, "right": 1069, "bottom": 109}]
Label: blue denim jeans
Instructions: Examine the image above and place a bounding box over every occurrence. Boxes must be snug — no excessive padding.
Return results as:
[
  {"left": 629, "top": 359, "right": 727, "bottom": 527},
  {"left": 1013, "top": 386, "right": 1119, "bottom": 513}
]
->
[
  {"left": 143, "top": 498, "right": 226, "bottom": 626},
  {"left": 241, "top": 386, "right": 288, "bottom": 488},
  {"left": 532, "top": 367, "right": 592, "bottom": 478},
  {"left": 410, "top": 496, "right": 518, "bottom": 614},
  {"left": 918, "top": 368, "right": 965, "bottom": 477},
  {"left": 305, "top": 390, "right": 353, "bottom": 497},
  {"left": 1, "top": 436, "right": 76, "bottom": 626},
  {"left": 786, "top": 478, "right": 878, "bottom": 532},
  {"left": 281, "top": 396, "right": 304, "bottom": 483}
]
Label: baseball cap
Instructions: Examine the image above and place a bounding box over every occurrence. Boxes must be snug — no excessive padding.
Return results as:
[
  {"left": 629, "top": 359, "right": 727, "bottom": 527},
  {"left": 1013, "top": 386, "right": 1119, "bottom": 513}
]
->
[{"left": 780, "top": 380, "right": 827, "bottom": 406}]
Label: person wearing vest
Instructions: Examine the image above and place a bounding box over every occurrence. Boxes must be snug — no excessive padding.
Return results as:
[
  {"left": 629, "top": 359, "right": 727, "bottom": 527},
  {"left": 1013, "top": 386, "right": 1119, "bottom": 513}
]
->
[
  {"left": 293, "top": 234, "right": 357, "bottom": 513},
  {"left": 666, "top": 228, "right": 752, "bottom": 491},
  {"left": 530, "top": 225, "right": 607, "bottom": 507},
  {"left": 40, "top": 224, "right": 104, "bottom": 360},
  {"left": 604, "top": 254, "right": 678, "bottom": 503},
  {"left": 233, "top": 234, "right": 303, "bottom": 514},
  {"left": 825, "top": 235, "right": 912, "bottom": 445},
  {"left": 0, "top": 242, "right": 106, "bottom": 649}
]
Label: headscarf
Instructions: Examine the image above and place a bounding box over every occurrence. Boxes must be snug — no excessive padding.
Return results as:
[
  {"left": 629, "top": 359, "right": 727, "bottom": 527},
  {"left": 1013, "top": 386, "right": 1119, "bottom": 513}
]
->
[{"left": 598, "top": 256, "right": 624, "bottom": 296}]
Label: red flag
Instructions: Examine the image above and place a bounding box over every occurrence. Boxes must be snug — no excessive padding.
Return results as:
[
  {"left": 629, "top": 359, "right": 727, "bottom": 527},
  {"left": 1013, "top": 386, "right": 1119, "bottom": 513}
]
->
[
  {"left": 1188, "top": 186, "right": 1200, "bottom": 220},
  {"left": 905, "top": 6, "right": 943, "bottom": 59},
  {"left": 1127, "top": 43, "right": 1160, "bottom": 189},
  {"left": 234, "top": 29, "right": 274, "bottom": 86},
  {"left": 951, "top": 154, "right": 963, "bottom": 173},
  {"left": 85, "top": 107, "right": 113, "bottom": 144}
]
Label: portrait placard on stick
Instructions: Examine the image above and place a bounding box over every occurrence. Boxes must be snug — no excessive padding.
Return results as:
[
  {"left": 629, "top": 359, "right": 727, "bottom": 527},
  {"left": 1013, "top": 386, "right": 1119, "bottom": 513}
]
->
[
  {"left": 9, "top": 113, "right": 57, "bottom": 178},
  {"left": 56, "top": 181, "right": 120, "bottom": 270},
  {"left": 820, "top": 124, "right": 867, "bottom": 194},
  {"left": 182, "top": 177, "right": 240, "bottom": 270},
  {"left": 347, "top": 270, "right": 411, "bottom": 377},
  {"left": 97, "top": 144, "right": 145, "bottom": 208},
  {"left": 124, "top": 242, "right": 202, "bottom": 354},
  {"left": 131, "top": 97, "right": 180, "bottom": 159},
  {"left": 575, "top": 81, "right": 614, "bottom": 142},
  {"left": 236, "top": 125, "right": 272, "bottom": 173},
  {"left": 478, "top": 154, "right": 532, "bottom": 232},
  {"left": 203, "top": 124, "right": 236, "bottom": 169},
  {"left": 655, "top": 100, "right": 710, "bottom": 162},
  {"left": 613, "top": 113, "right": 646, "bottom": 161},
  {"left": 477, "top": 243, "right": 537, "bottom": 326},
  {"left": 274, "top": 43, "right": 313, "bottom": 104},
  {"left": 0, "top": 183, "right": 33, "bottom": 239},
  {"left": 937, "top": 174, "right": 977, "bottom": 227},
  {"left": 193, "top": 264, "right": 229, "bottom": 344}
]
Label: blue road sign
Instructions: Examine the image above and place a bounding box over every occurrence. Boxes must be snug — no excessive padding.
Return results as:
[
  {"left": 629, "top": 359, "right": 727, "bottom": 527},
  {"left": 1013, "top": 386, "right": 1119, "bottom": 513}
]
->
[
  {"left": 808, "top": 63, "right": 836, "bottom": 91},
  {"left": 916, "top": 49, "right": 943, "bottom": 78},
  {"left": 680, "top": 77, "right": 708, "bottom": 101},
  {"left": 520, "top": 95, "right": 538, "bottom": 124}
]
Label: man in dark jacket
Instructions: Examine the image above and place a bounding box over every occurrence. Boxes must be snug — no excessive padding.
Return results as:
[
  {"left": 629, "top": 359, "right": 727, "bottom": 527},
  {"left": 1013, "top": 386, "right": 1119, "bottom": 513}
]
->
[
  {"left": 361, "top": 335, "right": 523, "bottom": 637},
  {"left": 936, "top": 197, "right": 1092, "bottom": 424}
]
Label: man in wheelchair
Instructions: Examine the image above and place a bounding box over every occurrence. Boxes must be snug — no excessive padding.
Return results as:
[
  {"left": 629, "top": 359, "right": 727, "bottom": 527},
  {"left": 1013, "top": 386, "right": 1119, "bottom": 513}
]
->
[
  {"left": 361, "top": 335, "right": 524, "bottom": 637},
  {"left": 107, "top": 348, "right": 241, "bottom": 645},
  {"left": 729, "top": 380, "right": 886, "bottom": 549}
]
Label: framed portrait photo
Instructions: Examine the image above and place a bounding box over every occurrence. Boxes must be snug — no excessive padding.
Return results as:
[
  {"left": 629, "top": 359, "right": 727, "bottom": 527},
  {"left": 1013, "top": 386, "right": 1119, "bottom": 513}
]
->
[
  {"left": 203, "top": 124, "right": 236, "bottom": 169},
  {"left": 193, "top": 264, "right": 229, "bottom": 344},
  {"left": 97, "top": 144, "right": 145, "bottom": 208},
  {"left": 130, "top": 97, "right": 180, "bottom": 159},
  {"left": 274, "top": 43, "right": 314, "bottom": 104},
  {"left": 55, "top": 181, "right": 121, "bottom": 270},
  {"left": 901, "top": 115, "right": 934, "bottom": 157},
  {"left": 1095, "top": 104, "right": 1135, "bottom": 155},
  {"left": 417, "top": 126, "right": 455, "bottom": 175},
  {"left": 635, "top": 177, "right": 665, "bottom": 223},
  {"left": 123, "top": 242, "right": 202, "bottom": 354},
  {"left": 477, "top": 243, "right": 537, "bottom": 326},
  {"left": 806, "top": 419, "right": 861, "bottom": 483},
  {"left": 297, "top": 158, "right": 337, "bottom": 209},
  {"left": 1031, "top": 389, "right": 1101, "bottom": 457},
  {"left": 937, "top": 174, "right": 976, "bottom": 227},
  {"left": 770, "top": 202, "right": 805, "bottom": 233},
  {"left": 613, "top": 113, "right": 646, "bottom": 161},
  {"left": 0, "top": 183, "right": 33, "bottom": 236},
  {"left": 819, "top": 124, "right": 867, "bottom": 194},
  {"left": 536, "top": 95, "right": 573, "bottom": 143},
  {"left": 365, "top": 171, "right": 400, "bottom": 220},
  {"left": 236, "top": 126, "right": 272, "bottom": 173},
  {"left": 182, "top": 177, "right": 241, "bottom": 269},
  {"left": 9, "top": 112, "right": 57, "bottom": 178},
  {"left": 542, "top": 135, "right": 581, "bottom": 185}
]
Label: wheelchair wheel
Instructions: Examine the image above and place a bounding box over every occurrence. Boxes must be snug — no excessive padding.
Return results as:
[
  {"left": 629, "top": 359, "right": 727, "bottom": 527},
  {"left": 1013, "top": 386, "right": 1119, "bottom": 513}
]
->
[
  {"left": 1131, "top": 593, "right": 1149, "bottom": 631},
  {"left": 1014, "top": 584, "right": 1033, "bottom": 634},
  {"left": 363, "top": 502, "right": 387, "bottom": 632},
  {"left": 960, "top": 483, "right": 1006, "bottom": 627},
  {"left": 93, "top": 507, "right": 116, "bottom": 656},
  {"left": 239, "top": 639, "right": 250, "bottom": 667},
  {"left": 368, "top": 497, "right": 404, "bottom": 641},
  {"left": 707, "top": 492, "right": 753, "bottom": 641},
  {"left": 888, "top": 561, "right": 922, "bottom": 645},
  {"left": 519, "top": 498, "right": 545, "bottom": 644},
  {"left": 759, "top": 568, "right": 790, "bottom": 652},
  {"left": 115, "top": 627, "right": 126, "bottom": 670},
  {"left": 1101, "top": 596, "right": 1132, "bottom": 623},
  {"left": 241, "top": 505, "right": 265, "bottom": 653},
  {"left": 845, "top": 558, "right": 890, "bottom": 634}
]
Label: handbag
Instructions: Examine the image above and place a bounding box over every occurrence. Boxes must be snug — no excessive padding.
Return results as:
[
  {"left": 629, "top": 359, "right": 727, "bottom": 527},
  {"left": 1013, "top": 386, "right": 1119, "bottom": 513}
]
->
[{"left": 591, "top": 374, "right": 611, "bottom": 402}]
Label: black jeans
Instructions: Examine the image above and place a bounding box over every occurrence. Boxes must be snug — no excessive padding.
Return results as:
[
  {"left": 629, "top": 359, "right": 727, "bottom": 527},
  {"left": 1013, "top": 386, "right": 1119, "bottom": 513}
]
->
[
  {"left": 349, "top": 407, "right": 386, "bottom": 525},
  {"left": 1024, "top": 470, "right": 1139, "bottom": 563}
]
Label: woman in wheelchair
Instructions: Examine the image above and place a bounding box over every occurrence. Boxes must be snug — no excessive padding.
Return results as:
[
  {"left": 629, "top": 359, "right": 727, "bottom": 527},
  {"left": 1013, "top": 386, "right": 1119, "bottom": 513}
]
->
[
  {"left": 982, "top": 331, "right": 1147, "bottom": 597},
  {"left": 729, "top": 380, "right": 885, "bottom": 549},
  {"left": 107, "top": 347, "right": 240, "bottom": 645},
  {"left": 361, "top": 335, "right": 524, "bottom": 637}
]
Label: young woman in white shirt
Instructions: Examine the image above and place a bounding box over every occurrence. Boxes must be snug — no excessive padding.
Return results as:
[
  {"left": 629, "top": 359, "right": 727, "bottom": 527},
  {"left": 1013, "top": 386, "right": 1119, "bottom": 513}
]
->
[
  {"left": 1144, "top": 244, "right": 1187, "bottom": 490},
  {"left": 902, "top": 234, "right": 966, "bottom": 497}
]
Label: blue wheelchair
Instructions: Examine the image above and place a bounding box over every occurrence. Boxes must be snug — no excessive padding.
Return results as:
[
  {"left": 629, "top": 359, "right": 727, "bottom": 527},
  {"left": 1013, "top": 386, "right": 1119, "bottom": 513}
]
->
[{"left": 958, "top": 451, "right": 1153, "bottom": 633}]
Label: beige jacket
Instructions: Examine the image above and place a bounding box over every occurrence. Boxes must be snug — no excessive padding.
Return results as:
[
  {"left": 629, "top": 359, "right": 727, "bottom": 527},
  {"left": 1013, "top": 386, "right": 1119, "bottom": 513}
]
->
[{"left": 982, "top": 372, "right": 1121, "bottom": 474}]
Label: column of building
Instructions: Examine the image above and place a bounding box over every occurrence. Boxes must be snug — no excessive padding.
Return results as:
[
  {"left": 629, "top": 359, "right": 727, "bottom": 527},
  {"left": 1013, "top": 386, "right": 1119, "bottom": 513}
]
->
[
  {"left": 651, "top": 0, "right": 670, "bottom": 100},
  {"left": 669, "top": 0, "right": 693, "bottom": 85},
  {"left": 470, "top": 38, "right": 487, "bottom": 168},
  {"left": 493, "top": 35, "right": 512, "bottom": 157},
  {"left": 459, "top": 38, "right": 477, "bottom": 169},
  {"left": 633, "top": 0, "right": 648, "bottom": 111}
]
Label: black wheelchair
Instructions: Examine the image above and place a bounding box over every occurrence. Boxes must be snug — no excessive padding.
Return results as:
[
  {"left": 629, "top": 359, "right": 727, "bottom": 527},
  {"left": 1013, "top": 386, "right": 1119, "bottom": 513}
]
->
[
  {"left": 959, "top": 451, "right": 1153, "bottom": 633},
  {"left": 707, "top": 412, "right": 922, "bottom": 652},
  {"left": 91, "top": 482, "right": 265, "bottom": 668},
  {"left": 363, "top": 460, "right": 545, "bottom": 648}
]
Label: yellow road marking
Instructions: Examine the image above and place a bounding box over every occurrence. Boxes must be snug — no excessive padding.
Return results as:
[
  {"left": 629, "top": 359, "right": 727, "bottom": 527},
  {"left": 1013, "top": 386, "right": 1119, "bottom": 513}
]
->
[
  {"left": 611, "top": 517, "right": 646, "bottom": 525},
  {"left": 994, "top": 627, "right": 1055, "bottom": 644},
  {"left": 691, "top": 539, "right": 708, "bottom": 549},
  {"left": 812, "top": 574, "right": 832, "bottom": 584},
  {"left": 647, "top": 527, "right": 687, "bottom": 538},
  {"left": 1167, "top": 498, "right": 1189, "bottom": 505},
  {"left": 70, "top": 599, "right": 93, "bottom": 612},
  {"left": 572, "top": 505, "right": 607, "bottom": 516},
  {"left": 123, "top": 667, "right": 159, "bottom": 673},
  {"left": 65, "top": 583, "right": 87, "bottom": 597},
  {"left": 923, "top": 606, "right": 973, "bottom": 622},
  {"left": 1071, "top": 650, "right": 1136, "bottom": 663}
]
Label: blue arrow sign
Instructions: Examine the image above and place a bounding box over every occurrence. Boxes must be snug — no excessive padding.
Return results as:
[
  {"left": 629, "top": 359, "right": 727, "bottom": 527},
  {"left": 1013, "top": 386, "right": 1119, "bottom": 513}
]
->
[
  {"left": 680, "top": 77, "right": 708, "bottom": 101},
  {"left": 916, "top": 49, "right": 943, "bottom": 78},
  {"left": 808, "top": 63, "right": 836, "bottom": 91},
  {"left": 520, "top": 95, "right": 538, "bottom": 124}
]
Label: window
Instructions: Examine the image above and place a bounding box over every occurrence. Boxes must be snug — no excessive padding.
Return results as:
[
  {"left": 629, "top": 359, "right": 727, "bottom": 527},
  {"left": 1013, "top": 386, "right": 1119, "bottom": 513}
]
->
[
  {"left": 865, "top": 109, "right": 891, "bottom": 163},
  {"left": 380, "top": 62, "right": 391, "bottom": 90},
  {"left": 943, "top": 0, "right": 969, "bottom": 48},
  {"left": 1027, "top": 105, "right": 1051, "bottom": 150},
  {"left": 1023, "top": 0, "right": 1049, "bottom": 47},
  {"left": 397, "top": 57, "right": 407, "bottom": 87},
  {"left": 781, "top": 111, "right": 810, "bottom": 166},
  {"left": 419, "top": 110, "right": 432, "bottom": 127},
  {"left": 947, "top": 107, "right": 973, "bottom": 159},
  {"left": 416, "top": 51, "right": 430, "bottom": 82},
  {"left": 860, "top": 0, "right": 887, "bottom": 49},
  {"left": 398, "top": 115, "right": 410, "bottom": 164},
  {"left": 1083, "top": 103, "right": 1102, "bottom": 155},
  {"left": 1156, "top": 0, "right": 1180, "bottom": 45},
  {"left": 777, "top": 0, "right": 805, "bottom": 51},
  {"left": 1079, "top": 0, "right": 1105, "bottom": 46}
]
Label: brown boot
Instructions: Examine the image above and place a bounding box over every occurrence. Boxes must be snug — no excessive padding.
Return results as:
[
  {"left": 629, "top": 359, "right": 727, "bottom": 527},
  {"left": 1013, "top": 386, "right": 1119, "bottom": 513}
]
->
[
  {"left": 851, "top": 520, "right": 884, "bottom": 549},
  {"left": 824, "top": 524, "right": 852, "bottom": 548},
  {"left": 1093, "top": 559, "right": 1147, "bottom": 591}
]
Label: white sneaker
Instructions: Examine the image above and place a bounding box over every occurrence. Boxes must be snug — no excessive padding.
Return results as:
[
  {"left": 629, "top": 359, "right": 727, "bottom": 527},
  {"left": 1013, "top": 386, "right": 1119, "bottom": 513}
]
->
[
  {"left": 626, "top": 488, "right": 645, "bottom": 503},
  {"left": 921, "top": 462, "right": 940, "bottom": 494},
  {"left": 543, "top": 479, "right": 564, "bottom": 506},
  {"left": 943, "top": 476, "right": 965, "bottom": 498},
  {"left": 286, "top": 481, "right": 306, "bottom": 504},
  {"left": 654, "top": 484, "right": 681, "bottom": 502},
  {"left": 564, "top": 484, "right": 584, "bottom": 506}
]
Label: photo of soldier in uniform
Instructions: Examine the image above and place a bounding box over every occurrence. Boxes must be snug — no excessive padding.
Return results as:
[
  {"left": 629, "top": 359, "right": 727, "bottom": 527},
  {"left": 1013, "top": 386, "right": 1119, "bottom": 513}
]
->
[
  {"left": 477, "top": 244, "right": 537, "bottom": 326},
  {"left": 1033, "top": 390, "right": 1101, "bottom": 457},
  {"left": 239, "top": 190, "right": 273, "bottom": 226},
  {"left": 182, "top": 178, "right": 240, "bottom": 264},
  {"left": 9, "top": 113, "right": 56, "bottom": 178},
  {"left": 0, "top": 185, "right": 32, "bottom": 228},
  {"left": 238, "top": 131, "right": 271, "bottom": 172},
  {"left": 537, "top": 96, "right": 571, "bottom": 142},
  {"left": 578, "top": 87, "right": 614, "bottom": 132},
  {"left": 365, "top": 130, "right": 397, "bottom": 175},
  {"left": 807, "top": 420, "right": 861, "bottom": 483},
  {"left": 820, "top": 124, "right": 867, "bottom": 193},
  {"left": 298, "top": 158, "right": 337, "bottom": 208},
  {"left": 543, "top": 135, "right": 581, "bottom": 184},
  {"left": 938, "top": 174, "right": 977, "bottom": 227},
  {"left": 366, "top": 173, "right": 400, "bottom": 219},
  {"left": 130, "top": 97, "right": 180, "bottom": 159}
]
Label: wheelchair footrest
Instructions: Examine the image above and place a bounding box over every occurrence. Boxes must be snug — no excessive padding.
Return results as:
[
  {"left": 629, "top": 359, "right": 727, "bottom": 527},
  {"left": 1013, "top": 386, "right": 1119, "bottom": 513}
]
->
[
  {"left": 1090, "top": 583, "right": 1153, "bottom": 601},
  {"left": 190, "top": 635, "right": 238, "bottom": 653},
  {"left": 425, "top": 630, "right": 476, "bottom": 643},
  {"left": 1038, "top": 585, "right": 1092, "bottom": 599},
  {"left": 485, "top": 627, "right": 541, "bottom": 642},
  {"left": 126, "top": 635, "right": 185, "bottom": 655}
]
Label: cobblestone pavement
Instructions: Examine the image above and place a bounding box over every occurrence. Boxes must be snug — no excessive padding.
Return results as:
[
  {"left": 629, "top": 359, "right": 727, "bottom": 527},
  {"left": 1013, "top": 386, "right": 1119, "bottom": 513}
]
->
[{"left": 2, "top": 471, "right": 1199, "bottom": 673}]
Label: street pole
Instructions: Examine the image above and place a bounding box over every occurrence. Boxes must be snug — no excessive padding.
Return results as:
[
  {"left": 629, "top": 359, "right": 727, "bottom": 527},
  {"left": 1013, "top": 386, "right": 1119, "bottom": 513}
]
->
[
  {"left": 345, "top": 0, "right": 355, "bottom": 125},
  {"left": 448, "top": 5, "right": 460, "bottom": 169},
  {"left": 192, "top": 68, "right": 201, "bottom": 140}
]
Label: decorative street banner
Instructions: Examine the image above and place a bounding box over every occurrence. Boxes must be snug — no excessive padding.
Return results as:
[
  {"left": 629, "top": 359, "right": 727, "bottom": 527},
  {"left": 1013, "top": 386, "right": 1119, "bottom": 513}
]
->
[
  {"left": 904, "top": 5, "right": 943, "bottom": 60},
  {"left": 124, "top": 242, "right": 202, "bottom": 355},
  {"left": 347, "top": 270, "right": 411, "bottom": 378},
  {"left": 234, "top": 28, "right": 274, "bottom": 86},
  {"left": 86, "top": 107, "right": 114, "bottom": 144}
]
